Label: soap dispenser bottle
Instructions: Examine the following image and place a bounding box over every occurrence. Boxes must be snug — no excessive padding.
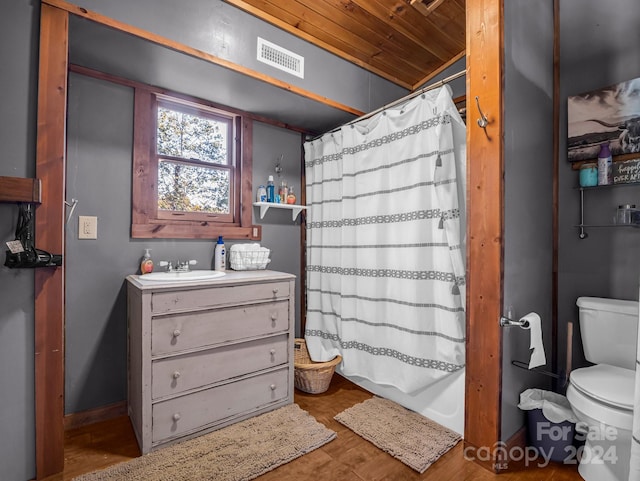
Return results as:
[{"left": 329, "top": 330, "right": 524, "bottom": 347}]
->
[
  {"left": 214, "top": 236, "right": 226, "bottom": 271},
  {"left": 140, "top": 248, "right": 154, "bottom": 274}
]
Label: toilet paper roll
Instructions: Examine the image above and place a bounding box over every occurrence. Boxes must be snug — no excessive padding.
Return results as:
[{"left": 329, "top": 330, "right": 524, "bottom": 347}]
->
[{"left": 521, "top": 312, "right": 546, "bottom": 369}]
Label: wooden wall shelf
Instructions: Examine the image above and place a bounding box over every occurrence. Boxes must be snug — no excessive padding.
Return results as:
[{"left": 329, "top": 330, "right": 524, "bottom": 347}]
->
[{"left": 0, "top": 176, "right": 42, "bottom": 203}]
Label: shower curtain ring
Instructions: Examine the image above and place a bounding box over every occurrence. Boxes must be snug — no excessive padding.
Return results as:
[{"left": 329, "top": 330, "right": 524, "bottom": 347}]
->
[{"left": 475, "top": 96, "right": 488, "bottom": 129}]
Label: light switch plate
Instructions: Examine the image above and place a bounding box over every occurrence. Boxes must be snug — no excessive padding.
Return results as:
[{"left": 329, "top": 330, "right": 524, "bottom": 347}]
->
[{"left": 78, "top": 216, "right": 97, "bottom": 239}]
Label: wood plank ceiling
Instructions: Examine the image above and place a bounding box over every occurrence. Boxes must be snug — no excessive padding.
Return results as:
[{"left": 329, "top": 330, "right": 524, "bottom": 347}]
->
[{"left": 224, "top": 0, "right": 466, "bottom": 91}]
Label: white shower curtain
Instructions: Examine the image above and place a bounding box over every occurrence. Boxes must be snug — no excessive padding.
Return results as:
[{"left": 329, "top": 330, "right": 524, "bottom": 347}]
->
[{"left": 304, "top": 85, "right": 467, "bottom": 393}]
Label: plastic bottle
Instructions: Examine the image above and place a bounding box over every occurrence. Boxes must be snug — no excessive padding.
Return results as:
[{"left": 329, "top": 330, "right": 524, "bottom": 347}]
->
[
  {"left": 266, "top": 176, "right": 275, "bottom": 203},
  {"left": 214, "top": 236, "right": 226, "bottom": 271},
  {"left": 257, "top": 185, "right": 267, "bottom": 203},
  {"left": 597, "top": 143, "right": 613, "bottom": 185},
  {"left": 287, "top": 185, "right": 296, "bottom": 204},
  {"left": 279, "top": 180, "right": 288, "bottom": 203},
  {"left": 140, "top": 248, "right": 154, "bottom": 274}
]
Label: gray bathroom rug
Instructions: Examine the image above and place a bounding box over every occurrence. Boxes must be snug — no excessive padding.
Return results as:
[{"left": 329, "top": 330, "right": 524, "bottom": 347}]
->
[
  {"left": 73, "top": 403, "right": 336, "bottom": 481},
  {"left": 334, "top": 396, "right": 461, "bottom": 473}
]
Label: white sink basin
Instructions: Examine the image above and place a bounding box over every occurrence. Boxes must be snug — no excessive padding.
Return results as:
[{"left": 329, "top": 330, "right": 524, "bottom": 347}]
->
[{"left": 138, "top": 270, "right": 226, "bottom": 282}]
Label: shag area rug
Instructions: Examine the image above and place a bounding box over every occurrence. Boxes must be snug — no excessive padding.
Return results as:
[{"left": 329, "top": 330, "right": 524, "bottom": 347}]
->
[
  {"left": 334, "top": 396, "right": 461, "bottom": 473},
  {"left": 74, "top": 403, "right": 336, "bottom": 481}
]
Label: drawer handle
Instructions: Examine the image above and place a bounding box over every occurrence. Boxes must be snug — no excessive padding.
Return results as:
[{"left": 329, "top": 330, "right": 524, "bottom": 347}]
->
[
  {"left": 270, "top": 313, "right": 277, "bottom": 321},
  {"left": 270, "top": 384, "right": 277, "bottom": 391},
  {"left": 272, "top": 288, "right": 279, "bottom": 295},
  {"left": 270, "top": 349, "right": 276, "bottom": 355},
  {"left": 172, "top": 413, "right": 181, "bottom": 422},
  {"left": 172, "top": 329, "right": 181, "bottom": 338},
  {"left": 172, "top": 371, "right": 181, "bottom": 380}
]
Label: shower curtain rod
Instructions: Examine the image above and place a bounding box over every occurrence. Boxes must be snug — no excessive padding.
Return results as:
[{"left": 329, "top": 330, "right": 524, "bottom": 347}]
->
[{"left": 309, "top": 68, "right": 467, "bottom": 141}]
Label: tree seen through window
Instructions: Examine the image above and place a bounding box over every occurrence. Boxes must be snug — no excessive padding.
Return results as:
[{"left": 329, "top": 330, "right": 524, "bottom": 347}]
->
[{"left": 156, "top": 104, "right": 232, "bottom": 215}]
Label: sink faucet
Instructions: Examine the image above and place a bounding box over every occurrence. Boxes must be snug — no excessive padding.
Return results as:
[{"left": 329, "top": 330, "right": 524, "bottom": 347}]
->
[{"left": 158, "top": 260, "right": 197, "bottom": 272}]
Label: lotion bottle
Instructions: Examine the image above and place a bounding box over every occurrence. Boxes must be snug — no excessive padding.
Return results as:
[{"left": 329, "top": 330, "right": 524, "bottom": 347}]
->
[
  {"left": 140, "top": 248, "right": 154, "bottom": 274},
  {"left": 214, "top": 236, "right": 226, "bottom": 271},
  {"left": 597, "top": 142, "right": 613, "bottom": 185}
]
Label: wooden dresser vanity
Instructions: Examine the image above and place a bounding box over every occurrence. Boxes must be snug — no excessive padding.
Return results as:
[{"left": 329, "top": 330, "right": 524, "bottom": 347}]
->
[{"left": 126, "top": 270, "right": 295, "bottom": 454}]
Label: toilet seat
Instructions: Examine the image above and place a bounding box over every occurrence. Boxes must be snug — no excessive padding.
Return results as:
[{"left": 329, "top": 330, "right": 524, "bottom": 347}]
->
[
  {"left": 567, "top": 364, "right": 634, "bottom": 430},
  {"left": 570, "top": 364, "right": 634, "bottom": 410}
]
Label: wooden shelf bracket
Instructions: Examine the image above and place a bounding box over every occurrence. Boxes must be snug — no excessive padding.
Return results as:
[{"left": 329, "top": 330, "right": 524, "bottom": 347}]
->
[{"left": 0, "top": 176, "right": 42, "bottom": 204}]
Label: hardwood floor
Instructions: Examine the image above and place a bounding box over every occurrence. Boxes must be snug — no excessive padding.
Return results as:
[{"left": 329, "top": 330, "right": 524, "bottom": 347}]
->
[{"left": 43, "top": 375, "right": 583, "bottom": 481}]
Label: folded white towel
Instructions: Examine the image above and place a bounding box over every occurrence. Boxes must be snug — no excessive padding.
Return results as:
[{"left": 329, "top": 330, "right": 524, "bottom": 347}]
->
[{"left": 230, "top": 243, "right": 262, "bottom": 252}]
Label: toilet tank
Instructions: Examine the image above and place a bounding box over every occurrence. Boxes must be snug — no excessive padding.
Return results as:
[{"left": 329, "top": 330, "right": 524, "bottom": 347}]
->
[{"left": 577, "top": 297, "right": 639, "bottom": 370}]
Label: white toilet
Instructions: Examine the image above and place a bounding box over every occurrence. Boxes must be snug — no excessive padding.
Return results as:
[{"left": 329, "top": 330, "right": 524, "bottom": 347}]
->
[{"left": 566, "top": 297, "right": 638, "bottom": 481}]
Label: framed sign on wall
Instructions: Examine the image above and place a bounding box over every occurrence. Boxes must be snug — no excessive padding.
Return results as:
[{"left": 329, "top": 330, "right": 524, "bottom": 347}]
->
[{"left": 568, "top": 76, "right": 640, "bottom": 162}]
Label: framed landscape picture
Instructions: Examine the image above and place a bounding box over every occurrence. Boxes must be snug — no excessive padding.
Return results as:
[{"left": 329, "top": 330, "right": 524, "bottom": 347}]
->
[{"left": 567, "top": 76, "right": 640, "bottom": 162}]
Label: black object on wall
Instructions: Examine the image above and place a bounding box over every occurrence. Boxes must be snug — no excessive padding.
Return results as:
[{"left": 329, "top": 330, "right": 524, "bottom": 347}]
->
[{"left": 4, "top": 204, "right": 62, "bottom": 268}]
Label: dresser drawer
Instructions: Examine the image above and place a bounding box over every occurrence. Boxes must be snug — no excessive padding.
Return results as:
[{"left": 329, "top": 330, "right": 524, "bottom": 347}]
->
[
  {"left": 152, "top": 335, "right": 289, "bottom": 399},
  {"left": 152, "top": 368, "right": 289, "bottom": 443},
  {"left": 151, "top": 281, "right": 290, "bottom": 314},
  {"left": 152, "top": 301, "right": 289, "bottom": 356}
]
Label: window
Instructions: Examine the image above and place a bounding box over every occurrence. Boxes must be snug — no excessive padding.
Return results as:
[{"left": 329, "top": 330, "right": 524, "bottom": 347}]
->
[
  {"left": 132, "top": 89, "right": 256, "bottom": 239},
  {"left": 156, "top": 98, "right": 234, "bottom": 222}
]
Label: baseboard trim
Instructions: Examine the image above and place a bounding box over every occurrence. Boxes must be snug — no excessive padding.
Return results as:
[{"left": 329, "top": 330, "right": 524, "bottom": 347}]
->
[
  {"left": 64, "top": 401, "right": 127, "bottom": 431},
  {"left": 463, "top": 440, "right": 501, "bottom": 473},
  {"left": 462, "top": 426, "right": 527, "bottom": 474},
  {"left": 498, "top": 426, "right": 528, "bottom": 473}
]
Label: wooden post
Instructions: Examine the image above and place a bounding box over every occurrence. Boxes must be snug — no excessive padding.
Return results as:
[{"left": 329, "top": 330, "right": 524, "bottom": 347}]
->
[
  {"left": 34, "top": 4, "right": 68, "bottom": 478},
  {"left": 464, "top": 0, "right": 504, "bottom": 472}
]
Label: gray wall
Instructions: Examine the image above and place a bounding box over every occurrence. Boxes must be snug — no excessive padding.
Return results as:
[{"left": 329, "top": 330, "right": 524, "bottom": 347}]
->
[
  {"left": 250, "top": 121, "right": 303, "bottom": 328},
  {"left": 67, "top": 0, "right": 407, "bottom": 119},
  {"left": 65, "top": 74, "right": 304, "bottom": 413},
  {"left": 65, "top": 75, "right": 134, "bottom": 412},
  {"left": 0, "top": 1, "right": 402, "bottom": 479},
  {"left": 499, "top": 0, "right": 640, "bottom": 443},
  {"left": 7, "top": 0, "right": 640, "bottom": 478},
  {"left": 62, "top": 0, "right": 406, "bottom": 416},
  {"left": 0, "top": 2, "right": 39, "bottom": 480},
  {"left": 415, "top": 57, "right": 466, "bottom": 99},
  {"left": 501, "top": 0, "right": 555, "bottom": 441},
  {"left": 557, "top": 0, "right": 640, "bottom": 377}
]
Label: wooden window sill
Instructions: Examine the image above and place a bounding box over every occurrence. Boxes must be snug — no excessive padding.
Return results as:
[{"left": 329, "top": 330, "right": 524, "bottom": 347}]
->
[{"left": 131, "top": 223, "right": 260, "bottom": 240}]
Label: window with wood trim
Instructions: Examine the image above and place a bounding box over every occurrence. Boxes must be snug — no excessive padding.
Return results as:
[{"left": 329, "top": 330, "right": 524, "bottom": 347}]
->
[{"left": 132, "top": 89, "right": 256, "bottom": 239}]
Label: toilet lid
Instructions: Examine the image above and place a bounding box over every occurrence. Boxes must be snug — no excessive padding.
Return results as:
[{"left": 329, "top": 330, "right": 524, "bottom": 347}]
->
[{"left": 570, "top": 364, "right": 634, "bottom": 410}]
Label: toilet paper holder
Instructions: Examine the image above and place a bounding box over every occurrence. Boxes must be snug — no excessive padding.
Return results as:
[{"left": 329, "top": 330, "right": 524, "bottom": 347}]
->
[{"left": 499, "top": 315, "right": 530, "bottom": 328}]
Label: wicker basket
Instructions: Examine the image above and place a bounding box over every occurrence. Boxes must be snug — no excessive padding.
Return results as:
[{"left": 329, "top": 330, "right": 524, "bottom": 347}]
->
[
  {"left": 293, "top": 338, "right": 342, "bottom": 394},
  {"left": 229, "top": 248, "right": 271, "bottom": 270}
]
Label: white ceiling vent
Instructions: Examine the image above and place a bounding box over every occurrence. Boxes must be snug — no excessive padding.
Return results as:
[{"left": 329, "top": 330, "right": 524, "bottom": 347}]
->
[{"left": 257, "top": 37, "right": 304, "bottom": 79}]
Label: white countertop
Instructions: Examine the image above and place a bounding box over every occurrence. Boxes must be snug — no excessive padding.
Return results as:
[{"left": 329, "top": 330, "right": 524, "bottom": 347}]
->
[{"left": 126, "top": 269, "right": 295, "bottom": 291}]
